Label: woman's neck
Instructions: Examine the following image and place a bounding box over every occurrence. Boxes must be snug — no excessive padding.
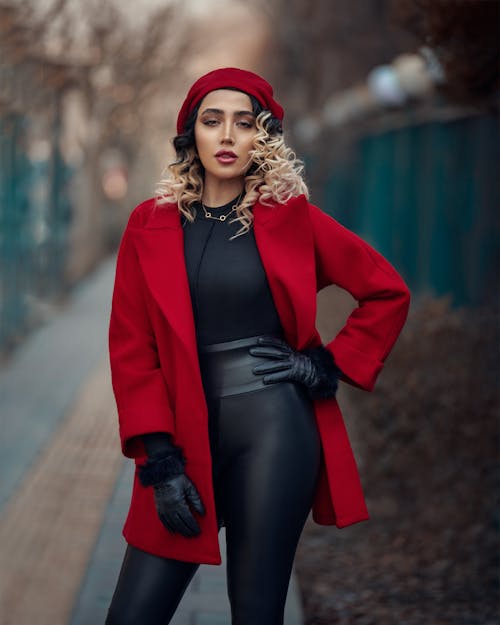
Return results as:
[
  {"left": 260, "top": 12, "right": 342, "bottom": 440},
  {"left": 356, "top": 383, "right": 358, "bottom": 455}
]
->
[{"left": 201, "top": 175, "right": 244, "bottom": 207}]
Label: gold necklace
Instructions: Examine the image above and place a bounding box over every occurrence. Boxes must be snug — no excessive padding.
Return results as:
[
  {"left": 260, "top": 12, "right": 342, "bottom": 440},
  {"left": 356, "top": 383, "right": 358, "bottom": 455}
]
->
[{"left": 201, "top": 192, "right": 244, "bottom": 222}]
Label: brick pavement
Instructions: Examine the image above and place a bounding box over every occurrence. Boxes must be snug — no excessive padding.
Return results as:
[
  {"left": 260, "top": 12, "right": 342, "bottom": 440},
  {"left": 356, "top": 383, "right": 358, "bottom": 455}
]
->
[
  {"left": 0, "top": 257, "right": 114, "bottom": 511},
  {"left": 0, "top": 355, "right": 123, "bottom": 625},
  {"left": 0, "top": 254, "right": 305, "bottom": 625}
]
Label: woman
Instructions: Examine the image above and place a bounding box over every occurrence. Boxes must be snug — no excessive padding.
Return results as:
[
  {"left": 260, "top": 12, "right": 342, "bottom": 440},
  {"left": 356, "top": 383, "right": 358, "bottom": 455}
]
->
[{"left": 106, "top": 67, "right": 410, "bottom": 625}]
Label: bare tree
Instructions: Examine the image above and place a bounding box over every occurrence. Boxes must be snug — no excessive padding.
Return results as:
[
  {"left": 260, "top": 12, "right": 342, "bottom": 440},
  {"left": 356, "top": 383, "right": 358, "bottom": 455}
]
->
[
  {"left": 393, "top": 0, "right": 500, "bottom": 104},
  {"left": 1, "top": 0, "right": 193, "bottom": 278},
  {"left": 261, "top": 0, "right": 417, "bottom": 124}
]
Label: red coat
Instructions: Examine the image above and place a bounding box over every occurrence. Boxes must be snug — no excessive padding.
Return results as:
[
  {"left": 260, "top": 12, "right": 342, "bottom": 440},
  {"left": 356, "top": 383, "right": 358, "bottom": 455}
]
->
[{"left": 108, "top": 193, "right": 410, "bottom": 564}]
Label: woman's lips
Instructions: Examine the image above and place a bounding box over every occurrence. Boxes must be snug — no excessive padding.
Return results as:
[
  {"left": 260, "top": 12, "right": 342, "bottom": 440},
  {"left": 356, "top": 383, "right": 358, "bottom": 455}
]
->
[{"left": 215, "top": 151, "right": 238, "bottom": 165}]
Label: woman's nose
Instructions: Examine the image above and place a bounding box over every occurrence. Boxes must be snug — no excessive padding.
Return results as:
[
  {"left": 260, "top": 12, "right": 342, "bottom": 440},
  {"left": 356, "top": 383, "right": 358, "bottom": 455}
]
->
[{"left": 221, "top": 121, "right": 235, "bottom": 143}]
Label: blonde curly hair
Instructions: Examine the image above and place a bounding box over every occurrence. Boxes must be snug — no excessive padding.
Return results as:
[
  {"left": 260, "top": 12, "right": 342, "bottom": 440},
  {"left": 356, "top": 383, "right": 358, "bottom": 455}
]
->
[{"left": 155, "top": 105, "right": 309, "bottom": 240}]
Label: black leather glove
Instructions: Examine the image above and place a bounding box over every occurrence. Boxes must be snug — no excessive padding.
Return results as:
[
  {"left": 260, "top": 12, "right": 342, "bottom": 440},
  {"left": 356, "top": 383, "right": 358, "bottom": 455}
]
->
[
  {"left": 248, "top": 336, "right": 342, "bottom": 400},
  {"left": 138, "top": 433, "right": 205, "bottom": 538}
]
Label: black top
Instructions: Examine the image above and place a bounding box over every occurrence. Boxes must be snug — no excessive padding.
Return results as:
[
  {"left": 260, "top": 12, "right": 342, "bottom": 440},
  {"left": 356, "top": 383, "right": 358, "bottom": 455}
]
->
[{"left": 182, "top": 195, "right": 283, "bottom": 345}]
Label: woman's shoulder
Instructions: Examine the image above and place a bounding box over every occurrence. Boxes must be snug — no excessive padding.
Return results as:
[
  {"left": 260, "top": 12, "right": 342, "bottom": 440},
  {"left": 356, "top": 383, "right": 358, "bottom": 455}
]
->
[
  {"left": 261, "top": 193, "right": 340, "bottom": 226},
  {"left": 278, "top": 194, "right": 332, "bottom": 225},
  {"left": 125, "top": 196, "right": 179, "bottom": 230},
  {"left": 263, "top": 192, "right": 310, "bottom": 214},
  {"left": 279, "top": 193, "right": 325, "bottom": 216},
  {"left": 300, "top": 197, "right": 342, "bottom": 227}
]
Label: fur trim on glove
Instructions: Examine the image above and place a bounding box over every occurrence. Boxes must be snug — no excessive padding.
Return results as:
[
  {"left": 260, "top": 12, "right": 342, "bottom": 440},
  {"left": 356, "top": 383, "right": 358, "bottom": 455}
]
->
[
  {"left": 138, "top": 448, "right": 186, "bottom": 487},
  {"left": 302, "top": 344, "right": 342, "bottom": 400}
]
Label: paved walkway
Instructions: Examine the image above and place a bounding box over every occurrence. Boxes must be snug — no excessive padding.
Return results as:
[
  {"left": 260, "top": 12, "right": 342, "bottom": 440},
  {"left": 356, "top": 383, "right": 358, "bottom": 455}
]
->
[{"left": 0, "top": 254, "right": 305, "bottom": 625}]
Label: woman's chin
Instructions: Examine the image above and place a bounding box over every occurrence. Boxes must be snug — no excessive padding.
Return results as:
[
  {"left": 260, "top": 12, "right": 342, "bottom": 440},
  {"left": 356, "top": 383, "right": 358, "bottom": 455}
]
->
[{"left": 204, "top": 168, "right": 246, "bottom": 183}]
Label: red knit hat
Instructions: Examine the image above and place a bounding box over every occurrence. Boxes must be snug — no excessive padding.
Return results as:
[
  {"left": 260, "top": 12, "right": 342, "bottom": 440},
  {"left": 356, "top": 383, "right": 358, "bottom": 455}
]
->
[{"left": 176, "top": 67, "right": 284, "bottom": 135}]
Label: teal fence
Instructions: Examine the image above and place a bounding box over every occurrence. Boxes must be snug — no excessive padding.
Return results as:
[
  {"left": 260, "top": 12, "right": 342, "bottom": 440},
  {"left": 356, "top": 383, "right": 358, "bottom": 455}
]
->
[
  {"left": 320, "top": 113, "right": 498, "bottom": 306},
  {"left": 0, "top": 111, "right": 73, "bottom": 355}
]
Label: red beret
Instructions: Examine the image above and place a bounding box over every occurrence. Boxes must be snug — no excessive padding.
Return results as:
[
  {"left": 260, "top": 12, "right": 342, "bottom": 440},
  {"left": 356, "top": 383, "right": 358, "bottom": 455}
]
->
[{"left": 176, "top": 67, "right": 284, "bottom": 135}]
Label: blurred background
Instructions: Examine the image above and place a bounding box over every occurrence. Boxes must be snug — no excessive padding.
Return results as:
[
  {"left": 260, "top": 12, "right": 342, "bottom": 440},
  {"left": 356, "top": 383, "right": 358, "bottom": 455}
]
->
[{"left": 0, "top": 1, "right": 498, "bottom": 624}]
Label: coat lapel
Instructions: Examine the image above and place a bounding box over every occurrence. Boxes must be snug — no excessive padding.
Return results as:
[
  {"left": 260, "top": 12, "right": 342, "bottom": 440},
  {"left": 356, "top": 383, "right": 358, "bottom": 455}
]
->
[
  {"left": 253, "top": 194, "right": 318, "bottom": 350},
  {"left": 133, "top": 194, "right": 318, "bottom": 373},
  {"left": 132, "top": 201, "right": 198, "bottom": 373}
]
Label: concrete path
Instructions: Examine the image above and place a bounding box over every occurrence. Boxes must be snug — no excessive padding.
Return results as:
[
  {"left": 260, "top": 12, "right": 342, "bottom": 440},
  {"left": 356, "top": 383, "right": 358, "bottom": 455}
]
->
[
  {"left": 0, "top": 254, "right": 305, "bottom": 625},
  {"left": 0, "top": 258, "right": 114, "bottom": 511}
]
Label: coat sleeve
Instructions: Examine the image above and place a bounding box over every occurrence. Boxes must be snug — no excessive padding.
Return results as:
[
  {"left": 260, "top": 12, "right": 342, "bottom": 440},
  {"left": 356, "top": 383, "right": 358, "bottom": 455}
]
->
[
  {"left": 108, "top": 214, "right": 175, "bottom": 458},
  {"left": 308, "top": 202, "right": 411, "bottom": 392}
]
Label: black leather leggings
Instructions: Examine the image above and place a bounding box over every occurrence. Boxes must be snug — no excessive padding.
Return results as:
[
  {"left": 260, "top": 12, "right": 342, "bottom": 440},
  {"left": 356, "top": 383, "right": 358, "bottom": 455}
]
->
[{"left": 106, "top": 334, "right": 321, "bottom": 625}]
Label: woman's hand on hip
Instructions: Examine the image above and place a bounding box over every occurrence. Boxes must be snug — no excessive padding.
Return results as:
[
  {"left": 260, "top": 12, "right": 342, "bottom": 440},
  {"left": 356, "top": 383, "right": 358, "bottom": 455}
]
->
[
  {"left": 249, "top": 337, "right": 317, "bottom": 385},
  {"left": 249, "top": 336, "right": 341, "bottom": 399}
]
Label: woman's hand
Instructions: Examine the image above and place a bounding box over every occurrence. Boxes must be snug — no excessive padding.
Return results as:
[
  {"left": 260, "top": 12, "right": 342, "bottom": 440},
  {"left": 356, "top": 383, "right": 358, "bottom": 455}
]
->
[
  {"left": 152, "top": 473, "right": 205, "bottom": 538},
  {"left": 138, "top": 435, "right": 205, "bottom": 538},
  {"left": 249, "top": 336, "right": 341, "bottom": 399}
]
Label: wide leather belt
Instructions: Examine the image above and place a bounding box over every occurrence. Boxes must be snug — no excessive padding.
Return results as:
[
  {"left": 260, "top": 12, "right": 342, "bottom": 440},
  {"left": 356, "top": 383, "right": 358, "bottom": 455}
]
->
[{"left": 198, "top": 333, "right": 286, "bottom": 398}]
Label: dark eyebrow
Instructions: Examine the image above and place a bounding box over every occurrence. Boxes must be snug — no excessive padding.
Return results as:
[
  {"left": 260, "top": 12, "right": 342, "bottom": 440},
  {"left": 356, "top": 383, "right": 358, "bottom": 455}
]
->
[{"left": 200, "top": 108, "right": 255, "bottom": 117}]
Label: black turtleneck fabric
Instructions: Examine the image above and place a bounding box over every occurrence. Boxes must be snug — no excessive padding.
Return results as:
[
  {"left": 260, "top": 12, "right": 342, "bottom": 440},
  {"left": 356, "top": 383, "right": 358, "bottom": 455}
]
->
[{"left": 182, "top": 195, "right": 284, "bottom": 345}]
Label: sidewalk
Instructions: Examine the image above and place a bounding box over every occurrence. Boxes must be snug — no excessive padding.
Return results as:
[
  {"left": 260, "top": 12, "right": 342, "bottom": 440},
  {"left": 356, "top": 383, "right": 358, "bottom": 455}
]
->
[{"left": 0, "top": 254, "right": 305, "bottom": 625}]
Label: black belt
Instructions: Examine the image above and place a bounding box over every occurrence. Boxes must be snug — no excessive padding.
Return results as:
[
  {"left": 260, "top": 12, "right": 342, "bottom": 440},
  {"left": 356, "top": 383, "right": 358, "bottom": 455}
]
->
[{"left": 198, "top": 333, "right": 286, "bottom": 398}]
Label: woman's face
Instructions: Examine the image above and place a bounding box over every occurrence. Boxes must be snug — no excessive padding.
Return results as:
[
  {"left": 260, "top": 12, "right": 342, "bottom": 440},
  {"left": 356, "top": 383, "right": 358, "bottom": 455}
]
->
[{"left": 194, "top": 89, "right": 257, "bottom": 185}]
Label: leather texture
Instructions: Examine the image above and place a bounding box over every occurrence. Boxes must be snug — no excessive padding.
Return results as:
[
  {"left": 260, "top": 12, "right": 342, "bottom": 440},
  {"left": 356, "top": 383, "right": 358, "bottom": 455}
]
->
[
  {"left": 248, "top": 336, "right": 341, "bottom": 398},
  {"left": 106, "top": 350, "right": 320, "bottom": 625},
  {"left": 151, "top": 474, "right": 205, "bottom": 538},
  {"left": 139, "top": 434, "right": 204, "bottom": 537}
]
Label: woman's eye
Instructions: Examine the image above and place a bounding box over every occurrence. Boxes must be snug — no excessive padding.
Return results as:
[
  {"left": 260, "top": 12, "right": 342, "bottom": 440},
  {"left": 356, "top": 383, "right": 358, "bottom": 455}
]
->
[{"left": 201, "top": 118, "right": 254, "bottom": 128}]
